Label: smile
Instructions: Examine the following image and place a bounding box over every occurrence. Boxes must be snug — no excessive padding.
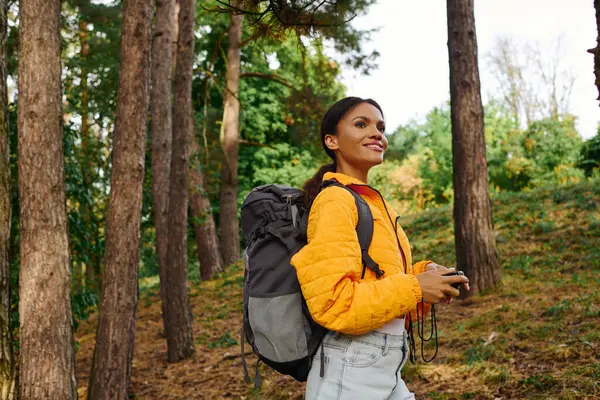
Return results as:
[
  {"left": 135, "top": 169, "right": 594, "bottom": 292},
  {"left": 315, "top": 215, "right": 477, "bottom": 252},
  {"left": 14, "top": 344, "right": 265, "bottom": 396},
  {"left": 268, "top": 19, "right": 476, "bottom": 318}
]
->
[{"left": 364, "top": 144, "right": 383, "bottom": 152}]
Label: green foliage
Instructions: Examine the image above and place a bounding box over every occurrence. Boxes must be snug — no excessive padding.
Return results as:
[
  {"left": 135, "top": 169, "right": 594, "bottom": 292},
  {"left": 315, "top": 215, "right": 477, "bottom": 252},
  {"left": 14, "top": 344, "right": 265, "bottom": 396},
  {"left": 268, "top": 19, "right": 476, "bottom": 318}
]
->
[
  {"left": 195, "top": 331, "right": 238, "bottom": 348},
  {"left": 417, "top": 107, "right": 454, "bottom": 204},
  {"left": 245, "top": 143, "right": 317, "bottom": 187},
  {"left": 532, "top": 220, "right": 556, "bottom": 234},
  {"left": 62, "top": 0, "right": 122, "bottom": 289},
  {"left": 226, "top": 0, "right": 380, "bottom": 74},
  {"left": 541, "top": 299, "right": 571, "bottom": 319},
  {"left": 484, "top": 103, "right": 527, "bottom": 191},
  {"left": 385, "top": 124, "right": 420, "bottom": 161},
  {"left": 523, "top": 117, "right": 584, "bottom": 186},
  {"left": 71, "top": 287, "right": 99, "bottom": 332},
  {"left": 520, "top": 374, "right": 558, "bottom": 390},
  {"left": 208, "top": 331, "right": 238, "bottom": 348},
  {"left": 524, "top": 117, "right": 582, "bottom": 170},
  {"left": 578, "top": 131, "right": 600, "bottom": 177},
  {"left": 385, "top": 106, "right": 453, "bottom": 207},
  {"left": 463, "top": 343, "right": 497, "bottom": 366},
  {"left": 386, "top": 103, "right": 587, "bottom": 209},
  {"left": 64, "top": 122, "right": 105, "bottom": 278}
]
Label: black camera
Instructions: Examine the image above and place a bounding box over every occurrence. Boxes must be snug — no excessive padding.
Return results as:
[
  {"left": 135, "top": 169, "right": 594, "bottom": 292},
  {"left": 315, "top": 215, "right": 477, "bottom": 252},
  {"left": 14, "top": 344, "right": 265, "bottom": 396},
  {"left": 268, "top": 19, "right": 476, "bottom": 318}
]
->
[{"left": 443, "top": 270, "right": 466, "bottom": 290}]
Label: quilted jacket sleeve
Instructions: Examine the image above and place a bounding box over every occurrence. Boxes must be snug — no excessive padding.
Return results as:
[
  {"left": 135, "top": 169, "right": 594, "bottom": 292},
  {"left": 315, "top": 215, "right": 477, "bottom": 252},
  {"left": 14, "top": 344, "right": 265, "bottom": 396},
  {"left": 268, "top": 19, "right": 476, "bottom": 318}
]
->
[
  {"left": 408, "top": 260, "right": 431, "bottom": 275},
  {"left": 291, "top": 187, "right": 423, "bottom": 335},
  {"left": 406, "top": 261, "right": 432, "bottom": 321}
]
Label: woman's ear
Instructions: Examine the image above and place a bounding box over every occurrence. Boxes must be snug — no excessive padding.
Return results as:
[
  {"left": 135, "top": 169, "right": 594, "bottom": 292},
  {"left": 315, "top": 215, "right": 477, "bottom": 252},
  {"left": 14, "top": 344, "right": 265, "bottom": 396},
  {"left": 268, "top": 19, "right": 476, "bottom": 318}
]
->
[{"left": 324, "top": 134, "right": 339, "bottom": 151}]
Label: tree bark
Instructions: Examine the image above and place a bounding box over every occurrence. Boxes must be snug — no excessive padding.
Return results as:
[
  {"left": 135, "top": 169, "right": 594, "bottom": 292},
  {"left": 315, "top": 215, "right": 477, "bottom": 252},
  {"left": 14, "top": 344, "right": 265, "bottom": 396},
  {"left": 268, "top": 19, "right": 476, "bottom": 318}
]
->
[
  {"left": 17, "top": 0, "right": 77, "bottom": 398},
  {"left": 219, "top": 7, "right": 243, "bottom": 266},
  {"left": 189, "top": 136, "right": 223, "bottom": 281},
  {"left": 87, "top": 0, "right": 153, "bottom": 397},
  {"left": 0, "top": 0, "right": 15, "bottom": 397},
  {"left": 589, "top": 0, "right": 600, "bottom": 103},
  {"left": 164, "top": 0, "right": 196, "bottom": 362},
  {"left": 150, "top": 0, "right": 175, "bottom": 333},
  {"left": 447, "top": 0, "right": 500, "bottom": 297}
]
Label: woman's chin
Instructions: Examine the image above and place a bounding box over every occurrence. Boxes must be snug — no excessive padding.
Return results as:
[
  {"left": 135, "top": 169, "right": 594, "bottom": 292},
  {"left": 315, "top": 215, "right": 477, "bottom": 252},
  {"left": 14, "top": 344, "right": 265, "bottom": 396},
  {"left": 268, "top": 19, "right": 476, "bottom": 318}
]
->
[
  {"left": 362, "top": 157, "right": 384, "bottom": 170},
  {"left": 370, "top": 155, "right": 385, "bottom": 166},
  {"left": 352, "top": 154, "right": 385, "bottom": 171}
]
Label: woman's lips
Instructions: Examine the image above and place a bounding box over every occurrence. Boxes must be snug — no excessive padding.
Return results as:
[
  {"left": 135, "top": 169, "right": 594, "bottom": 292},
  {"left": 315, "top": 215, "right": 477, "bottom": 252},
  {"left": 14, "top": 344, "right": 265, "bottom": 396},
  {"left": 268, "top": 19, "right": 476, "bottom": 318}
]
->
[{"left": 364, "top": 143, "right": 383, "bottom": 152}]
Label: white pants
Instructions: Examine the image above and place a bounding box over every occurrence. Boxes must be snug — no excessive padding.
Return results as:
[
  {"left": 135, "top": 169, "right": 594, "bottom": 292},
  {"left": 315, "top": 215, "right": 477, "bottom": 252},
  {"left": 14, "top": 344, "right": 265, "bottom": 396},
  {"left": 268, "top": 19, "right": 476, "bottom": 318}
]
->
[{"left": 306, "top": 330, "right": 415, "bottom": 400}]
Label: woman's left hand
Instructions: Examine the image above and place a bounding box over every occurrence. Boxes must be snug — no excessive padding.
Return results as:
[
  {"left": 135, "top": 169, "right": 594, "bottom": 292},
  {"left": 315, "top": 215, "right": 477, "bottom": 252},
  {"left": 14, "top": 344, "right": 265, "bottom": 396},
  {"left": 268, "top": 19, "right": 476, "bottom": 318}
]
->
[{"left": 425, "top": 262, "right": 470, "bottom": 303}]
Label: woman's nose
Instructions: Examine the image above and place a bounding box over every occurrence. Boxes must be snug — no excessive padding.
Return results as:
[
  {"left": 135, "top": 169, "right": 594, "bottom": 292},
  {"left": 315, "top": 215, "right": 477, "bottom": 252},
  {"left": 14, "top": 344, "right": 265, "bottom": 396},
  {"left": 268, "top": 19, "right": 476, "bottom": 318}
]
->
[{"left": 370, "top": 128, "right": 383, "bottom": 139}]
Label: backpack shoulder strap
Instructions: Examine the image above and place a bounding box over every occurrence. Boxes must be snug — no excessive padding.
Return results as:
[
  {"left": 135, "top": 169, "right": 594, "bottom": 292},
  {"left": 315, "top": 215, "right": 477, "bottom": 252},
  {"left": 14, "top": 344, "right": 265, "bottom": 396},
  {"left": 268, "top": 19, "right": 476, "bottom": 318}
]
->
[{"left": 320, "top": 180, "right": 385, "bottom": 279}]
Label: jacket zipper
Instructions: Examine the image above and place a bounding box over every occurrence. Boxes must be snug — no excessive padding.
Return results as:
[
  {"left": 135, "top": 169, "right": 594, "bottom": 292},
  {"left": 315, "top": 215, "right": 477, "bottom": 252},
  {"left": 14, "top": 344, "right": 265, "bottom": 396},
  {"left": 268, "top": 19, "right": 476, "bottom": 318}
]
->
[{"left": 351, "top": 184, "right": 407, "bottom": 272}]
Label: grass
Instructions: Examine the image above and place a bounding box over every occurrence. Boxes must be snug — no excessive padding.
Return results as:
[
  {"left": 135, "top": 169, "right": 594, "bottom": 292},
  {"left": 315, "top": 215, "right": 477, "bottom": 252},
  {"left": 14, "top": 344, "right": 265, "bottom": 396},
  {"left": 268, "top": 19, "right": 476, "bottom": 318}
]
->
[
  {"left": 396, "top": 180, "right": 600, "bottom": 400},
  {"left": 74, "top": 180, "right": 600, "bottom": 399}
]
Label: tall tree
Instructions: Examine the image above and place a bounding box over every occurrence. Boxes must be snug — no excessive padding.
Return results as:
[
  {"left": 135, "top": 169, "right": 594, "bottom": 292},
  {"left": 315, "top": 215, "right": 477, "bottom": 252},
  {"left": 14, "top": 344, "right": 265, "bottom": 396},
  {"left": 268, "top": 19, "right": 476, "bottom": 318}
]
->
[
  {"left": 18, "top": 0, "right": 77, "bottom": 398},
  {"left": 219, "top": 7, "right": 243, "bottom": 266},
  {"left": 190, "top": 135, "right": 223, "bottom": 280},
  {"left": 150, "top": 0, "right": 176, "bottom": 331},
  {"left": 88, "top": 0, "right": 153, "bottom": 397},
  {"left": 589, "top": 0, "right": 600, "bottom": 103},
  {"left": 0, "top": 0, "right": 14, "bottom": 397},
  {"left": 446, "top": 0, "right": 500, "bottom": 296},
  {"left": 164, "top": 0, "right": 196, "bottom": 362}
]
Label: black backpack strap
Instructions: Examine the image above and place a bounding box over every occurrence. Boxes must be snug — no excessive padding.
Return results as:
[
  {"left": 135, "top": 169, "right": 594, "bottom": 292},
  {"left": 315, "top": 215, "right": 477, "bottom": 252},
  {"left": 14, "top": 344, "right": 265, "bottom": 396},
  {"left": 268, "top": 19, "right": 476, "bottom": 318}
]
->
[
  {"left": 320, "top": 180, "right": 384, "bottom": 279},
  {"left": 353, "top": 192, "right": 384, "bottom": 279}
]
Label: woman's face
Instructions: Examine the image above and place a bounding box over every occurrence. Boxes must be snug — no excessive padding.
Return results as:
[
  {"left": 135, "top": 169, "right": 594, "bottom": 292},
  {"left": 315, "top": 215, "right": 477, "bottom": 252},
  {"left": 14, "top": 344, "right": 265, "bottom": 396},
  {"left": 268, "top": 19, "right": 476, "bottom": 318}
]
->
[{"left": 325, "top": 102, "right": 388, "bottom": 170}]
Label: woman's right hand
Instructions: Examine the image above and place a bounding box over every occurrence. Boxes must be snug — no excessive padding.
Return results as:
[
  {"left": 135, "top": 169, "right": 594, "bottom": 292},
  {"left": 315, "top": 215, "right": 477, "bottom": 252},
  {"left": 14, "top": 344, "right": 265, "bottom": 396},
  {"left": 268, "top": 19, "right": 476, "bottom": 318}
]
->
[{"left": 415, "top": 269, "right": 469, "bottom": 304}]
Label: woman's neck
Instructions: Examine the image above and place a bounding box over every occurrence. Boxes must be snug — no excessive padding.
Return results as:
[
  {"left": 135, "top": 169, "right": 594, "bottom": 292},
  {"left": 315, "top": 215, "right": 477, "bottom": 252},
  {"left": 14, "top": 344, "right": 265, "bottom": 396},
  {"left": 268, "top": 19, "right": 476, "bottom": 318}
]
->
[{"left": 336, "top": 161, "right": 369, "bottom": 184}]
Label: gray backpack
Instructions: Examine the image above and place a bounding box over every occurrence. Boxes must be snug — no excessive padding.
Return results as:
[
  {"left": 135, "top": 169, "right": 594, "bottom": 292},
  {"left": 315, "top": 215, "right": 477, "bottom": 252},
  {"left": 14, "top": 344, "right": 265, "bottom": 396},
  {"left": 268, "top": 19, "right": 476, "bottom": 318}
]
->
[{"left": 240, "top": 180, "right": 383, "bottom": 386}]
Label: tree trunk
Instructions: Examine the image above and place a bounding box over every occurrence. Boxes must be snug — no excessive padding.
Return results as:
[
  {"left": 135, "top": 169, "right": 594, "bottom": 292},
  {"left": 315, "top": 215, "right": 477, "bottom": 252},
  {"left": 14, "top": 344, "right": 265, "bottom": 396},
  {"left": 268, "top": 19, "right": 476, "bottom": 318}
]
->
[
  {"left": 0, "top": 0, "right": 15, "bottom": 397},
  {"left": 189, "top": 136, "right": 223, "bottom": 281},
  {"left": 447, "top": 0, "right": 500, "bottom": 297},
  {"left": 87, "top": 0, "right": 153, "bottom": 397},
  {"left": 219, "top": 7, "right": 243, "bottom": 266},
  {"left": 589, "top": 0, "right": 600, "bottom": 103},
  {"left": 150, "top": 0, "right": 175, "bottom": 333},
  {"left": 17, "top": 0, "right": 77, "bottom": 398},
  {"left": 164, "top": 0, "right": 196, "bottom": 363}
]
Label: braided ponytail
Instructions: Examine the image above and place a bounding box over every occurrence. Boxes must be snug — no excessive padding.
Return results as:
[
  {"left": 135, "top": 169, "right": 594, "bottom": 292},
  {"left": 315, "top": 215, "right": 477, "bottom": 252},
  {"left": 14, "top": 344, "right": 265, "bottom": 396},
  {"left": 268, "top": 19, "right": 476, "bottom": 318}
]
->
[{"left": 302, "top": 162, "right": 336, "bottom": 206}]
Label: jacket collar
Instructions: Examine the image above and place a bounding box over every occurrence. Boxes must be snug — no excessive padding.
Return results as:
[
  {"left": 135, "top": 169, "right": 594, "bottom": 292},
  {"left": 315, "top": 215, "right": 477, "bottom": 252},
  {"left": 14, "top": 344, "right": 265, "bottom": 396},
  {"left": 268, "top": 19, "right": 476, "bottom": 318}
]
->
[
  {"left": 322, "top": 171, "right": 391, "bottom": 216},
  {"left": 323, "top": 172, "right": 367, "bottom": 187}
]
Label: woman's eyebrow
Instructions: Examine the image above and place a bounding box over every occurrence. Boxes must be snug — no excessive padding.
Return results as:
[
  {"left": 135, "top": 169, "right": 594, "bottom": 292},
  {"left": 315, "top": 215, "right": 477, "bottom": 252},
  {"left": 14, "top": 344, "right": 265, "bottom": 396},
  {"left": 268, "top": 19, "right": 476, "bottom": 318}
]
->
[{"left": 352, "top": 116, "right": 384, "bottom": 124}]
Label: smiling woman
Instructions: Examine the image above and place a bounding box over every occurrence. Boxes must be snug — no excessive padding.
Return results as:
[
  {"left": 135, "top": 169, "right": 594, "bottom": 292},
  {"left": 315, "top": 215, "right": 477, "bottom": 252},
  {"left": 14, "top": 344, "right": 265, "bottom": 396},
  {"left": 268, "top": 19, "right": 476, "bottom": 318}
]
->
[
  {"left": 301, "top": 97, "right": 388, "bottom": 204},
  {"left": 324, "top": 102, "right": 388, "bottom": 183},
  {"left": 292, "top": 97, "right": 469, "bottom": 399}
]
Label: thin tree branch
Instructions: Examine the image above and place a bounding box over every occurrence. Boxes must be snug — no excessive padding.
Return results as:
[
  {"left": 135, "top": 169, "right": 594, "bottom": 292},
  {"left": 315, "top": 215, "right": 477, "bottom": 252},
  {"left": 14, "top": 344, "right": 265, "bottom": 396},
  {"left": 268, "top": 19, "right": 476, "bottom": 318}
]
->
[
  {"left": 215, "top": 0, "right": 262, "bottom": 15},
  {"left": 205, "top": 0, "right": 355, "bottom": 29},
  {"left": 239, "top": 139, "right": 274, "bottom": 149},
  {"left": 239, "top": 36, "right": 254, "bottom": 48},
  {"left": 240, "top": 71, "right": 293, "bottom": 88}
]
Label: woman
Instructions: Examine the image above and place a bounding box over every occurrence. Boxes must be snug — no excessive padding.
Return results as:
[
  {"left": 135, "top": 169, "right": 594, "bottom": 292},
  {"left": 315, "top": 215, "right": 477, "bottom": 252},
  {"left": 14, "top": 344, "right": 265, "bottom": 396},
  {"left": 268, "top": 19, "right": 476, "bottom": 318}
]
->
[{"left": 291, "top": 97, "right": 469, "bottom": 400}]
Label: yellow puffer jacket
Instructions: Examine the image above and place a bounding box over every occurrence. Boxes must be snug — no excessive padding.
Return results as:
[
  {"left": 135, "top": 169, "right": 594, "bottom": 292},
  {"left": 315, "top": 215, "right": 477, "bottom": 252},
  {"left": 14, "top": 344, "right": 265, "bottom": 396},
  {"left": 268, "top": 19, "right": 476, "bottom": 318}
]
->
[{"left": 291, "top": 172, "right": 431, "bottom": 335}]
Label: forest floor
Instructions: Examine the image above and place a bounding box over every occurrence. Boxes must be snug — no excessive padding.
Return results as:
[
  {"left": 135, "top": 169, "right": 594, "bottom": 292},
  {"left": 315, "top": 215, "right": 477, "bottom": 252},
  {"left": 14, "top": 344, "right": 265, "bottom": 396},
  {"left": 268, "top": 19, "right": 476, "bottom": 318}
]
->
[{"left": 75, "top": 181, "right": 600, "bottom": 400}]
